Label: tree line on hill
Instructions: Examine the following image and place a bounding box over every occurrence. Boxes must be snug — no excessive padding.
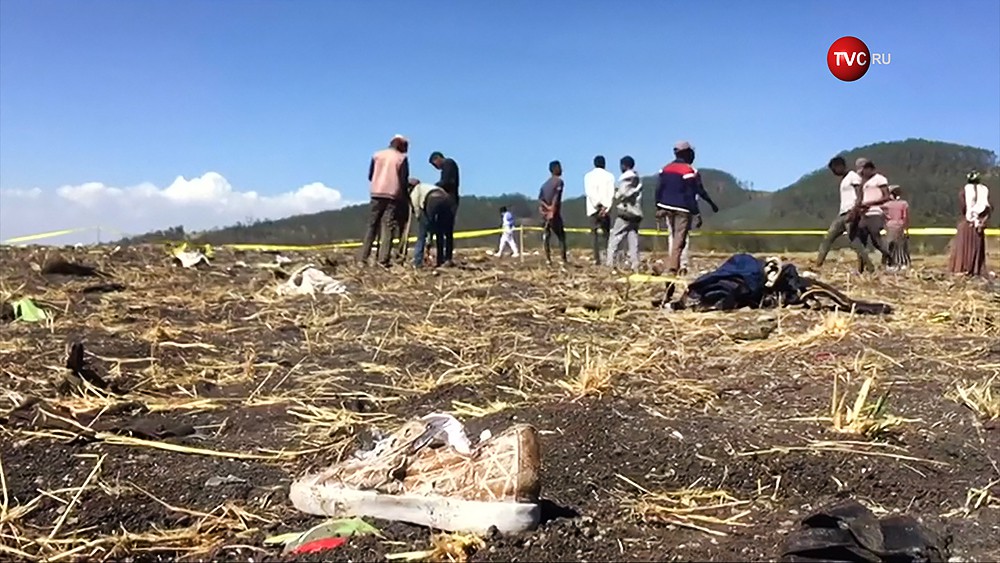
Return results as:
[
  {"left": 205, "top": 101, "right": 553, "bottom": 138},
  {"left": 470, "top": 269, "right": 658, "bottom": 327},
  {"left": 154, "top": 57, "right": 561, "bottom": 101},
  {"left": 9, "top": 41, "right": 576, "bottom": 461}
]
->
[{"left": 120, "top": 139, "right": 998, "bottom": 254}]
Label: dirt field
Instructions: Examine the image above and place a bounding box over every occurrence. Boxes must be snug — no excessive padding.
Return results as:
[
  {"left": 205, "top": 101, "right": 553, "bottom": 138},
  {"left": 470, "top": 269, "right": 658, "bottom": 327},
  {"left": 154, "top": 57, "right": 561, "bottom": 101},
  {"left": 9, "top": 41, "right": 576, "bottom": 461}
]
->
[{"left": 1, "top": 245, "right": 998, "bottom": 562}]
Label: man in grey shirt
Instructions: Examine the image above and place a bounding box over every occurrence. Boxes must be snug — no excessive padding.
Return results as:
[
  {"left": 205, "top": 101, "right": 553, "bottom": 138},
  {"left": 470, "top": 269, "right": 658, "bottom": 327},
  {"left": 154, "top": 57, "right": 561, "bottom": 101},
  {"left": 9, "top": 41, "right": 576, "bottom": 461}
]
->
[
  {"left": 606, "top": 156, "right": 643, "bottom": 271},
  {"left": 538, "top": 160, "right": 568, "bottom": 266}
]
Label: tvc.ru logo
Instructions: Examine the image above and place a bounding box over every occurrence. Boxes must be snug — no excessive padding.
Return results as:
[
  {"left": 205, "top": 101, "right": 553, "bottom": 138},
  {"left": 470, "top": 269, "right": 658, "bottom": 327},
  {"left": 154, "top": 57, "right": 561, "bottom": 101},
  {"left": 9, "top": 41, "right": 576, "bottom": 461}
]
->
[{"left": 827, "top": 36, "right": 891, "bottom": 82}]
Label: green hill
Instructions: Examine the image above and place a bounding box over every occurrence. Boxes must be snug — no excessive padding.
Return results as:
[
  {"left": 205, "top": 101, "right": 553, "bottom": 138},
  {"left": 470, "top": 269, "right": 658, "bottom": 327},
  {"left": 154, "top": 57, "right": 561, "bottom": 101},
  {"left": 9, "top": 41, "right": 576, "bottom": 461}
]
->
[
  {"left": 123, "top": 139, "right": 997, "bottom": 252},
  {"left": 731, "top": 138, "right": 998, "bottom": 229}
]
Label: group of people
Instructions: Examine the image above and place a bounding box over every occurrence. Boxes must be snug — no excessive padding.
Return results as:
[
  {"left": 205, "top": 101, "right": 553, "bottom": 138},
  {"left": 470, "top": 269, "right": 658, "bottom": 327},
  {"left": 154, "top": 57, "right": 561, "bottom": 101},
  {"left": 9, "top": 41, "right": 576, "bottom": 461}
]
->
[
  {"left": 527, "top": 141, "right": 719, "bottom": 274},
  {"left": 816, "top": 156, "right": 912, "bottom": 273},
  {"left": 358, "top": 134, "right": 993, "bottom": 278},
  {"left": 357, "top": 135, "right": 461, "bottom": 269},
  {"left": 817, "top": 156, "right": 992, "bottom": 276}
]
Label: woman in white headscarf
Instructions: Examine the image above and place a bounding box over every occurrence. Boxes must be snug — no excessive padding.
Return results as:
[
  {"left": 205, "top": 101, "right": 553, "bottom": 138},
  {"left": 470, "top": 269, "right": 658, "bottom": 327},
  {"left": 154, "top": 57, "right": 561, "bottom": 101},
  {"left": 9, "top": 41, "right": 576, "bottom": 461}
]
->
[{"left": 948, "top": 171, "right": 991, "bottom": 276}]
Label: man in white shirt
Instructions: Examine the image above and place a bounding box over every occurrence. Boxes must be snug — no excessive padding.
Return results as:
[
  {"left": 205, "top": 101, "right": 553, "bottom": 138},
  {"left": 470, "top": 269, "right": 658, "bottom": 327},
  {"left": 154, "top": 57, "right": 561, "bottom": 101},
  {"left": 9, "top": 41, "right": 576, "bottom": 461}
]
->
[
  {"left": 584, "top": 155, "right": 616, "bottom": 265},
  {"left": 855, "top": 158, "right": 892, "bottom": 270},
  {"left": 815, "top": 156, "right": 872, "bottom": 270}
]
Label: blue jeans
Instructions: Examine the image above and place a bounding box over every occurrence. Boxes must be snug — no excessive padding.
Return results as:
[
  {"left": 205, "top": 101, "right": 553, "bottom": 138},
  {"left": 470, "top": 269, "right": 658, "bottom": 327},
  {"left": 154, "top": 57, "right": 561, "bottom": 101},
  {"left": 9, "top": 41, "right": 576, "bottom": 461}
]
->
[{"left": 413, "top": 194, "right": 455, "bottom": 267}]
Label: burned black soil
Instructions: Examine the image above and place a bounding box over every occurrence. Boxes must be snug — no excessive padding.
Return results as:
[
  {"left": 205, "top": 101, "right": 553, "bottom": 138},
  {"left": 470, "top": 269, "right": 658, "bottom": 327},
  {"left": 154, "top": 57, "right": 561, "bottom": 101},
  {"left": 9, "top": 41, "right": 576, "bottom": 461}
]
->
[{"left": 1, "top": 245, "right": 998, "bottom": 562}]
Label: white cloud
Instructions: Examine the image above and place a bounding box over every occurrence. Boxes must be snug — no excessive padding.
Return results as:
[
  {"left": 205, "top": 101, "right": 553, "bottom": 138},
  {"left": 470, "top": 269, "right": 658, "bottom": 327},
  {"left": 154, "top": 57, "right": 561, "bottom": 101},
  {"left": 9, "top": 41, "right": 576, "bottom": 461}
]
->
[{"left": 0, "top": 172, "right": 348, "bottom": 245}]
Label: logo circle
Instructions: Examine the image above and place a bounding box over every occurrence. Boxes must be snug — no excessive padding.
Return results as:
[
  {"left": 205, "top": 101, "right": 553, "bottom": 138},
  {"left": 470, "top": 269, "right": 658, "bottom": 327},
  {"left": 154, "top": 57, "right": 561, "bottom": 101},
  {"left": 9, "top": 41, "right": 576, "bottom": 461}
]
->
[{"left": 827, "top": 36, "right": 870, "bottom": 82}]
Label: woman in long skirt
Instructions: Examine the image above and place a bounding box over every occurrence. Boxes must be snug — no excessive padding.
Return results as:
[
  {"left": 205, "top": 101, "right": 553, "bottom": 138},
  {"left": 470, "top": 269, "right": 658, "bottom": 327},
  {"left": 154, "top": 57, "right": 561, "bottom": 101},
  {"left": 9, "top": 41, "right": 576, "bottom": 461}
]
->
[
  {"left": 948, "top": 171, "right": 992, "bottom": 276},
  {"left": 882, "top": 185, "right": 911, "bottom": 271}
]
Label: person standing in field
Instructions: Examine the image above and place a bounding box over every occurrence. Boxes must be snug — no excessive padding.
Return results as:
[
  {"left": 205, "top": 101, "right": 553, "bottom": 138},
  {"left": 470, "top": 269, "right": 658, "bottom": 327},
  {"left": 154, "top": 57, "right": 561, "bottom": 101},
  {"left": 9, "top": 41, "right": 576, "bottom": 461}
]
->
[
  {"left": 496, "top": 206, "right": 520, "bottom": 258},
  {"left": 606, "top": 155, "right": 643, "bottom": 272},
  {"left": 882, "top": 185, "right": 911, "bottom": 271},
  {"left": 584, "top": 155, "right": 615, "bottom": 265},
  {"left": 815, "top": 156, "right": 869, "bottom": 269},
  {"left": 408, "top": 178, "right": 455, "bottom": 269},
  {"left": 430, "top": 151, "right": 460, "bottom": 265},
  {"left": 359, "top": 135, "right": 410, "bottom": 268},
  {"left": 853, "top": 158, "right": 892, "bottom": 271},
  {"left": 672, "top": 173, "right": 719, "bottom": 275},
  {"left": 948, "top": 170, "right": 992, "bottom": 276},
  {"left": 654, "top": 141, "right": 711, "bottom": 276},
  {"left": 539, "top": 160, "right": 568, "bottom": 266}
]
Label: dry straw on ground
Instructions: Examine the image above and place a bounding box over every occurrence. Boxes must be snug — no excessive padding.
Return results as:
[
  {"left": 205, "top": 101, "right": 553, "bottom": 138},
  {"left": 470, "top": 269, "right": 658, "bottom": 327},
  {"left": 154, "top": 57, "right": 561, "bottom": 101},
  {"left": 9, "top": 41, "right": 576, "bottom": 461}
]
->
[{"left": 1, "top": 247, "right": 998, "bottom": 560}]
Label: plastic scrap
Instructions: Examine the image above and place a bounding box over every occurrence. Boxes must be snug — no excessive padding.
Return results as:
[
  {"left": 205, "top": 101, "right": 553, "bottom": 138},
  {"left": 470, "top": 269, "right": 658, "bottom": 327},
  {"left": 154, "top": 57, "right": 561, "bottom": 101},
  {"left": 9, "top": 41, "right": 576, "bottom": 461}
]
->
[
  {"left": 419, "top": 413, "right": 473, "bottom": 454},
  {"left": 264, "top": 517, "right": 380, "bottom": 555},
  {"left": 170, "top": 242, "right": 211, "bottom": 268},
  {"left": 11, "top": 298, "right": 51, "bottom": 323},
  {"left": 290, "top": 537, "right": 347, "bottom": 555},
  {"left": 276, "top": 264, "right": 348, "bottom": 296},
  {"left": 205, "top": 474, "right": 246, "bottom": 487}
]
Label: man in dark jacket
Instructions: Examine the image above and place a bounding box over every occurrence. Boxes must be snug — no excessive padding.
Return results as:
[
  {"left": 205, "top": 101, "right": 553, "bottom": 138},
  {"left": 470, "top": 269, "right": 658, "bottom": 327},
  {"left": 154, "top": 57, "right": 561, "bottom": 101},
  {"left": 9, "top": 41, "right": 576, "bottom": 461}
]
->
[
  {"left": 655, "top": 141, "right": 718, "bottom": 275},
  {"left": 430, "top": 151, "right": 460, "bottom": 265}
]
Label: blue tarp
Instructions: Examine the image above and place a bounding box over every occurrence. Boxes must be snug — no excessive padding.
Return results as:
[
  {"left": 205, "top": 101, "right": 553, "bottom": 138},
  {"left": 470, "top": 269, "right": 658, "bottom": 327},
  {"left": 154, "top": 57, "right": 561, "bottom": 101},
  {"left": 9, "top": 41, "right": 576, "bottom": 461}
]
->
[{"left": 686, "top": 253, "right": 767, "bottom": 309}]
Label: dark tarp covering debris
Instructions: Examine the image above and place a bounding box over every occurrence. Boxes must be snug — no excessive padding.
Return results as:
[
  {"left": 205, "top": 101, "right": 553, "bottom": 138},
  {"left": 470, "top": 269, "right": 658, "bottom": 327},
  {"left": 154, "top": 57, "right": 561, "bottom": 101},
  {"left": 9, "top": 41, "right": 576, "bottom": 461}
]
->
[{"left": 666, "top": 253, "right": 894, "bottom": 315}]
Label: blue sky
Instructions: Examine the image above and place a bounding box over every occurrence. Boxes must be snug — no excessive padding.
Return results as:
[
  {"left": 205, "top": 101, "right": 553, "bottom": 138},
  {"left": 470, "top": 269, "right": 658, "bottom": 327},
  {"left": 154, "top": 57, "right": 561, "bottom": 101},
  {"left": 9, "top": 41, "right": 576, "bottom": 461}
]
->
[{"left": 1, "top": 0, "right": 999, "bottom": 240}]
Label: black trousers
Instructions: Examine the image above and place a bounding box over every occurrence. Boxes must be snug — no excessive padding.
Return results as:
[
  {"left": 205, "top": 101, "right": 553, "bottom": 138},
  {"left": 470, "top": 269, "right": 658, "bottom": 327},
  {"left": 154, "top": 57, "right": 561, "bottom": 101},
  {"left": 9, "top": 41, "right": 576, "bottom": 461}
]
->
[
  {"left": 590, "top": 213, "right": 611, "bottom": 264},
  {"left": 543, "top": 216, "right": 568, "bottom": 264},
  {"left": 851, "top": 214, "right": 891, "bottom": 273}
]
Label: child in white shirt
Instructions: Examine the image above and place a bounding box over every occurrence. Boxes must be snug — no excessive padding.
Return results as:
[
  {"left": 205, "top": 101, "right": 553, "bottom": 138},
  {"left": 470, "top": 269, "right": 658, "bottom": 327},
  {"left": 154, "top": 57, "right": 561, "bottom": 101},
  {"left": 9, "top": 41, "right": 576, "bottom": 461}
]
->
[{"left": 497, "top": 206, "right": 519, "bottom": 257}]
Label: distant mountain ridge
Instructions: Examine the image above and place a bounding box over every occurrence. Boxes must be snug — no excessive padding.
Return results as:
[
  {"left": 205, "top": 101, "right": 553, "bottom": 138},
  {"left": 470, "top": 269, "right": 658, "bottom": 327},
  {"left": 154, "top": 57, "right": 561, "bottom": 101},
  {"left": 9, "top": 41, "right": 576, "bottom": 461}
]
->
[{"left": 122, "top": 139, "right": 997, "bottom": 247}]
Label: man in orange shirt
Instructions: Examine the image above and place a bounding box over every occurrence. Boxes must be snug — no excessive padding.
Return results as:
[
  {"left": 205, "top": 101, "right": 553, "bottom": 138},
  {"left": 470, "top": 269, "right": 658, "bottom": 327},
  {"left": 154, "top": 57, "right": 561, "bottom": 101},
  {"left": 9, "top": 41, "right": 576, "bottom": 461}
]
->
[{"left": 359, "top": 135, "right": 410, "bottom": 268}]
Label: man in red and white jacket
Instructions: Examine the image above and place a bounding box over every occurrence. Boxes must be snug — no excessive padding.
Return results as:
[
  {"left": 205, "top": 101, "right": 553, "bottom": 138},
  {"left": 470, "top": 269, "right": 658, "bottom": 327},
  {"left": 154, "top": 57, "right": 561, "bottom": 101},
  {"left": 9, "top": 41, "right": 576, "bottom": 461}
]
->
[{"left": 654, "top": 141, "right": 718, "bottom": 275}]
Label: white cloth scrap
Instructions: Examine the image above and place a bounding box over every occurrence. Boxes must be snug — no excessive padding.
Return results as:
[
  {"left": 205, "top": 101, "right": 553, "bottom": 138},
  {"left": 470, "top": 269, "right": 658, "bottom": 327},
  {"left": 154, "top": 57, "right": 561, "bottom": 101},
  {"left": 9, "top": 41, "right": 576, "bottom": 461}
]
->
[
  {"left": 277, "top": 264, "right": 348, "bottom": 296},
  {"left": 174, "top": 250, "right": 210, "bottom": 268}
]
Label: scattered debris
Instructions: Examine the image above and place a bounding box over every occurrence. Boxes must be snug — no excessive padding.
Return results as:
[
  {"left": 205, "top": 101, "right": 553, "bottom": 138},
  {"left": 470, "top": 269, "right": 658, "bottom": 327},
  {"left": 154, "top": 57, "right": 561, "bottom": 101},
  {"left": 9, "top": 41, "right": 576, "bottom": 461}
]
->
[
  {"left": 665, "top": 253, "right": 893, "bottom": 314},
  {"left": 81, "top": 282, "right": 127, "bottom": 294},
  {"left": 117, "top": 418, "right": 199, "bottom": 440},
  {"left": 205, "top": 474, "right": 248, "bottom": 487},
  {"left": 62, "top": 342, "right": 111, "bottom": 392},
  {"left": 8, "top": 298, "right": 51, "bottom": 323},
  {"left": 41, "top": 258, "right": 111, "bottom": 278},
  {"left": 264, "top": 517, "right": 380, "bottom": 555},
  {"left": 289, "top": 536, "right": 348, "bottom": 555},
  {"left": 171, "top": 242, "right": 211, "bottom": 268},
  {"left": 0, "top": 300, "right": 14, "bottom": 321},
  {"left": 290, "top": 416, "right": 542, "bottom": 533},
  {"left": 780, "top": 499, "right": 948, "bottom": 563},
  {"left": 277, "top": 264, "right": 348, "bottom": 296}
]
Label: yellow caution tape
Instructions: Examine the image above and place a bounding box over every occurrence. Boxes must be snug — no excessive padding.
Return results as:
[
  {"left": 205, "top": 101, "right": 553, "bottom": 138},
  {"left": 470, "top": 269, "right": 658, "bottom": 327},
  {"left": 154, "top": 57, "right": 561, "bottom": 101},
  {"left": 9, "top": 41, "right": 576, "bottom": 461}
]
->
[
  {"left": 4, "top": 223, "right": 996, "bottom": 250},
  {"left": 616, "top": 273, "right": 687, "bottom": 284},
  {"left": 2, "top": 227, "right": 94, "bottom": 244}
]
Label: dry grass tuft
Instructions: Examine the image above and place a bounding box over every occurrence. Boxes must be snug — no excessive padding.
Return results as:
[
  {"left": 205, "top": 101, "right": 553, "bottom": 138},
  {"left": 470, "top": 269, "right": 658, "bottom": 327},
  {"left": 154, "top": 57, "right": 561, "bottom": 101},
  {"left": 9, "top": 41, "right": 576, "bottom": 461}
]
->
[
  {"left": 286, "top": 401, "right": 395, "bottom": 446},
  {"left": 830, "top": 373, "right": 911, "bottom": 438},
  {"left": 617, "top": 474, "right": 752, "bottom": 537},
  {"left": 949, "top": 375, "right": 1000, "bottom": 420},
  {"left": 942, "top": 479, "right": 1000, "bottom": 517},
  {"left": 556, "top": 344, "right": 615, "bottom": 398},
  {"left": 449, "top": 400, "right": 518, "bottom": 418},
  {"left": 741, "top": 311, "right": 852, "bottom": 352},
  {"left": 386, "top": 532, "right": 485, "bottom": 562}
]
